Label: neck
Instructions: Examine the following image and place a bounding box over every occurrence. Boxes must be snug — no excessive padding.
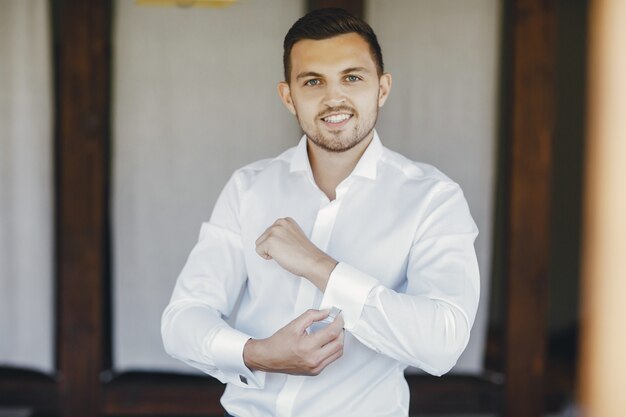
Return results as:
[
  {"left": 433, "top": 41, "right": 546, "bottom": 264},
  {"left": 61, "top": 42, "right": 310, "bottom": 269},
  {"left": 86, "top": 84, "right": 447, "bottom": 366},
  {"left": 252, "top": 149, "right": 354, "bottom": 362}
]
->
[{"left": 307, "top": 132, "right": 374, "bottom": 201}]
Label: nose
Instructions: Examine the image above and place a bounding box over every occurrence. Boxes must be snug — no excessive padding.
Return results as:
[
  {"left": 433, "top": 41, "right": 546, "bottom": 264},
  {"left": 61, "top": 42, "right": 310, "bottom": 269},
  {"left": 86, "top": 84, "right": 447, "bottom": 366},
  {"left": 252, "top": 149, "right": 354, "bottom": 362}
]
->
[
  {"left": 323, "top": 82, "right": 346, "bottom": 107},
  {"left": 325, "top": 96, "right": 346, "bottom": 107}
]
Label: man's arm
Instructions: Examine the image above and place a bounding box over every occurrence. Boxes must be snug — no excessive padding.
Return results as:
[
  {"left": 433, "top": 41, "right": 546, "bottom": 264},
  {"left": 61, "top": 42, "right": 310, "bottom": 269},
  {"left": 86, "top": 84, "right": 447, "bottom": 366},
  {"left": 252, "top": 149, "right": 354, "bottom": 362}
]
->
[
  {"left": 163, "top": 170, "right": 276, "bottom": 388},
  {"left": 162, "top": 173, "right": 346, "bottom": 387},
  {"left": 254, "top": 183, "right": 480, "bottom": 376},
  {"left": 161, "top": 207, "right": 262, "bottom": 387},
  {"left": 255, "top": 217, "right": 338, "bottom": 291}
]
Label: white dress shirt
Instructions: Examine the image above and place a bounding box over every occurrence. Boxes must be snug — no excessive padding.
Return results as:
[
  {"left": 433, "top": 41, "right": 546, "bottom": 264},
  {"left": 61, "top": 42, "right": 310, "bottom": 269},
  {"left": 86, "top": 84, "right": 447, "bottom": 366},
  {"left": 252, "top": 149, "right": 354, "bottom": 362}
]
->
[{"left": 161, "top": 131, "right": 480, "bottom": 417}]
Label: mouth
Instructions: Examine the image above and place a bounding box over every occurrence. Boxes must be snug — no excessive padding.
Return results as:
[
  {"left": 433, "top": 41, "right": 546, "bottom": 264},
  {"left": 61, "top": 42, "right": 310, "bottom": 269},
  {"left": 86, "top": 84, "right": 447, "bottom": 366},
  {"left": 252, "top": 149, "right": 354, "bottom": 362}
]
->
[{"left": 320, "top": 112, "right": 353, "bottom": 128}]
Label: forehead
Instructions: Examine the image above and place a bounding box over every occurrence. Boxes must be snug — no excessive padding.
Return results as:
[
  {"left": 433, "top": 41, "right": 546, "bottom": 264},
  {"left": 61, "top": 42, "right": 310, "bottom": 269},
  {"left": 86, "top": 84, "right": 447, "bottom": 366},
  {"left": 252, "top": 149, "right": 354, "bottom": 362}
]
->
[{"left": 290, "top": 33, "right": 376, "bottom": 76}]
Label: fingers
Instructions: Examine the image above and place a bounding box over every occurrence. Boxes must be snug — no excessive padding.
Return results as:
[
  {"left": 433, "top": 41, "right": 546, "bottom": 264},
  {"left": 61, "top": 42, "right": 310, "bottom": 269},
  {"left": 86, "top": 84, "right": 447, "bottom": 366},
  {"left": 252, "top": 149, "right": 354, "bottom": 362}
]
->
[
  {"left": 255, "top": 229, "right": 272, "bottom": 259},
  {"left": 310, "top": 336, "right": 344, "bottom": 375},
  {"left": 294, "top": 308, "right": 331, "bottom": 334},
  {"left": 255, "top": 218, "right": 299, "bottom": 246},
  {"left": 311, "top": 346, "right": 344, "bottom": 375},
  {"left": 254, "top": 224, "right": 273, "bottom": 248},
  {"left": 301, "top": 326, "right": 344, "bottom": 376},
  {"left": 319, "top": 327, "right": 344, "bottom": 356},
  {"left": 255, "top": 218, "right": 291, "bottom": 259},
  {"left": 330, "top": 312, "right": 345, "bottom": 329},
  {"left": 309, "top": 312, "right": 344, "bottom": 345},
  {"left": 267, "top": 309, "right": 344, "bottom": 376},
  {"left": 255, "top": 218, "right": 293, "bottom": 244},
  {"left": 256, "top": 247, "right": 272, "bottom": 260}
]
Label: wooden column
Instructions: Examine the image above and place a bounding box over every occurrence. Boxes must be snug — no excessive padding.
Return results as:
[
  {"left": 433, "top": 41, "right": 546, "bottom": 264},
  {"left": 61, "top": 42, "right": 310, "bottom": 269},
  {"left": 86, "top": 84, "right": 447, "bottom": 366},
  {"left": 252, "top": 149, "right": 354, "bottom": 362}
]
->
[
  {"left": 55, "top": 1, "right": 111, "bottom": 416},
  {"left": 579, "top": 0, "right": 626, "bottom": 415},
  {"left": 504, "top": 0, "right": 556, "bottom": 416}
]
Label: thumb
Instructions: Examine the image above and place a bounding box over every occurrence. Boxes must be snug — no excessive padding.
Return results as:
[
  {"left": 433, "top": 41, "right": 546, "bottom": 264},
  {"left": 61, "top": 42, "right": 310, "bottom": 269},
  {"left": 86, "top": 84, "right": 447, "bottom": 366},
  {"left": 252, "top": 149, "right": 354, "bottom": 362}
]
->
[{"left": 294, "top": 309, "right": 330, "bottom": 333}]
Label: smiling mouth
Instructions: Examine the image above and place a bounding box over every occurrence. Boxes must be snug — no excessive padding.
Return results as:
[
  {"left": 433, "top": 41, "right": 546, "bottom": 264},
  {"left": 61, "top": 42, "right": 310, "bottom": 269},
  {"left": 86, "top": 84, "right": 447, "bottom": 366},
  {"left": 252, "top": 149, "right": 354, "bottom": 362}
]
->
[{"left": 321, "top": 113, "right": 353, "bottom": 124}]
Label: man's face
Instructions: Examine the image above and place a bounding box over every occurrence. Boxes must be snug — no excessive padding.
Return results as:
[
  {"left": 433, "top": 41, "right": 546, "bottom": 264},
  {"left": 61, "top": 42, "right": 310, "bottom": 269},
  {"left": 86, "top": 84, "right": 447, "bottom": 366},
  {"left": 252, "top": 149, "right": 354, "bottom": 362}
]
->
[{"left": 278, "top": 33, "right": 391, "bottom": 153}]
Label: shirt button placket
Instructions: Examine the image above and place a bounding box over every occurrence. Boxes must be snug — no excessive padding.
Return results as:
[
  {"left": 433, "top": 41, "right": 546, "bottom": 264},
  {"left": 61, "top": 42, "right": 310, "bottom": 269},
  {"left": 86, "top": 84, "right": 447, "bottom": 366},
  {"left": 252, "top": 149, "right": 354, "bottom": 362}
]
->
[{"left": 274, "top": 195, "right": 343, "bottom": 417}]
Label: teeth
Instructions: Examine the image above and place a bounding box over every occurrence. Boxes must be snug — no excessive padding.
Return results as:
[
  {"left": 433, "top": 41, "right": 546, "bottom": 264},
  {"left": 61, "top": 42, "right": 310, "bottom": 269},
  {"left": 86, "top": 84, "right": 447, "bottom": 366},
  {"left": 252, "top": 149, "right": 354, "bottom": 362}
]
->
[{"left": 323, "top": 114, "right": 351, "bottom": 123}]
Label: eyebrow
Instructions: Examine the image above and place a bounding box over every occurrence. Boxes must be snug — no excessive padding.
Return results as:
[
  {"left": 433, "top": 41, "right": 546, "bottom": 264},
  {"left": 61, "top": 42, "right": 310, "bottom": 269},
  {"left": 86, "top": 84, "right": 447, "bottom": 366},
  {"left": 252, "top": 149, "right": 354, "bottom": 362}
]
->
[
  {"left": 295, "top": 67, "right": 371, "bottom": 81},
  {"left": 341, "top": 66, "right": 370, "bottom": 74},
  {"left": 295, "top": 71, "right": 324, "bottom": 81}
]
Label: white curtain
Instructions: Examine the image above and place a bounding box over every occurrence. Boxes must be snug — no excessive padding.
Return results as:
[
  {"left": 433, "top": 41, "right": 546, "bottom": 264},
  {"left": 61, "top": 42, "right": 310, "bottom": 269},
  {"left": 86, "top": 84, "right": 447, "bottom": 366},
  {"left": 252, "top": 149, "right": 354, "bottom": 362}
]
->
[
  {"left": 368, "top": 0, "right": 500, "bottom": 373},
  {"left": 113, "top": 0, "right": 499, "bottom": 375},
  {"left": 0, "top": 0, "right": 54, "bottom": 373},
  {"left": 112, "top": 0, "right": 303, "bottom": 372}
]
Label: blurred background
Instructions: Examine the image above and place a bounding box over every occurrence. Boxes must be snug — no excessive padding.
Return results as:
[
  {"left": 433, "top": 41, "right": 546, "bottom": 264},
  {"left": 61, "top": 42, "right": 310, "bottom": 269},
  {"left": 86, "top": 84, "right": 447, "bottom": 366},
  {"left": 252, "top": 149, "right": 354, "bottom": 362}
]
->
[{"left": 1, "top": 0, "right": 623, "bottom": 416}]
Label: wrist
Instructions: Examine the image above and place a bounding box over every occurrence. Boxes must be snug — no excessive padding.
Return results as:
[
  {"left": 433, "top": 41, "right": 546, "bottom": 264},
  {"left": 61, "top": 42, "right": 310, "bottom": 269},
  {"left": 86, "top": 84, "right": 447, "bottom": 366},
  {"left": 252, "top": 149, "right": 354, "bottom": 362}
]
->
[
  {"left": 307, "top": 254, "right": 337, "bottom": 291},
  {"left": 243, "top": 338, "right": 259, "bottom": 371},
  {"left": 243, "top": 338, "right": 269, "bottom": 372}
]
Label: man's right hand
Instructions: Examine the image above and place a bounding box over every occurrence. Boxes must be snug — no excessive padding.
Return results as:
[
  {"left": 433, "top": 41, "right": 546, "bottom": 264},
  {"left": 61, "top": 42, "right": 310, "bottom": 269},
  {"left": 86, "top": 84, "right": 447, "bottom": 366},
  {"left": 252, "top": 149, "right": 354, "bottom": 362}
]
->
[{"left": 242, "top": 309, "right": 344, "bottom": 376}]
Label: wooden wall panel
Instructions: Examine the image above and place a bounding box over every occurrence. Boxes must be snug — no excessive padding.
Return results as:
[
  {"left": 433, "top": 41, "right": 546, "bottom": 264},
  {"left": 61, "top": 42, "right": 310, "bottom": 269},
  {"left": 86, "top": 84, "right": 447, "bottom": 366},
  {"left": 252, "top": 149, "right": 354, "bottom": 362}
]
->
[
  {"left": 54, "top": 1, "right": 111, "bottom": 416},
  {"left": 504, "top": 0, "right": 556, "bottom": 416}
]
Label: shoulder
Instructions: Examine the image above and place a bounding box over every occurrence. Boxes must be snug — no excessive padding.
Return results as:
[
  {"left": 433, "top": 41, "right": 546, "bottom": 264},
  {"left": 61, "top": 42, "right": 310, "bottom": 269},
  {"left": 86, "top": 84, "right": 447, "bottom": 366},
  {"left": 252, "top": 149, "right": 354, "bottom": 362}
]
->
[
  {"left": 378, "top": 147, "right": 459, "bottom": 192},
  {"left": 229, "top": 145, "right": 296, "bottom": 190},
  {"left": 377, "top": 147, "right": 477, "bottom": 237},
  {"left": 377, "top": 146, "right": 472, "bottom": 228}
]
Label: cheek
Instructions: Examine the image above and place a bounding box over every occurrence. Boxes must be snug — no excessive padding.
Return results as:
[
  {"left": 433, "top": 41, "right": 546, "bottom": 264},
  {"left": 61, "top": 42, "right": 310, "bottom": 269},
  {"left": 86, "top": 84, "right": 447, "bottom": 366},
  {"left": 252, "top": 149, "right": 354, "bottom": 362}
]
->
[
  {"left": 353, "top": 90, "right": 381, "bottom": 112},
  {"left": 294, "top": 95, "right": 322, "bottom": 117}
]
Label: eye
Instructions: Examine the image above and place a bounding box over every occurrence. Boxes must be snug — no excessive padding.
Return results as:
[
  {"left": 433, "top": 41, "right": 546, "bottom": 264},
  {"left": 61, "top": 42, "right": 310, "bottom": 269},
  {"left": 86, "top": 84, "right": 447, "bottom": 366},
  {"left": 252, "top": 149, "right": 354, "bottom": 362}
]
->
[
  {"left": 304, "top": 79, "right": 321, "bottom": 87},
  {"left": 345, "top": 75, "right": 361, "bottom": 82}
]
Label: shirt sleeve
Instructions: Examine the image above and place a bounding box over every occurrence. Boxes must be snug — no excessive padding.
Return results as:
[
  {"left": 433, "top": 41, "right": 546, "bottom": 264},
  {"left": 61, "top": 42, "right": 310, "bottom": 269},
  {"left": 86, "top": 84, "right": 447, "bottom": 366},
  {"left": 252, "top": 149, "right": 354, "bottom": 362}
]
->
[
  {"left": 320, "top": 182, "right": 480, "bottom": 376},
  {"left": 161, "top": 172, "right": 266, "bottom": 389}
]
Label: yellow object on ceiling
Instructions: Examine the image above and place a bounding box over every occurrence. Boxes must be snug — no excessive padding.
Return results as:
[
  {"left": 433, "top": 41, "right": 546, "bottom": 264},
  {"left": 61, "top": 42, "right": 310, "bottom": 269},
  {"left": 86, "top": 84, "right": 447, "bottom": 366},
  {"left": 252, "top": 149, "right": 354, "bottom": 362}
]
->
[{"left": 136, "top": 0, "right": 237, "bottom": 8}]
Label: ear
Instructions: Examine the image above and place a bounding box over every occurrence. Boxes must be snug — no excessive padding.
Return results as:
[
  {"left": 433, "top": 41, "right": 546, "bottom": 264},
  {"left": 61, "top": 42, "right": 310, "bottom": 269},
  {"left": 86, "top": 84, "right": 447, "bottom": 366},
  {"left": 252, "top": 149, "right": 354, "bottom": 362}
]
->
[
  {"left": 377, "top": 73, "right": 392, "bottom": 108},
  {"left": 278, "top": 82, "right": 296, "bottom": 115}
]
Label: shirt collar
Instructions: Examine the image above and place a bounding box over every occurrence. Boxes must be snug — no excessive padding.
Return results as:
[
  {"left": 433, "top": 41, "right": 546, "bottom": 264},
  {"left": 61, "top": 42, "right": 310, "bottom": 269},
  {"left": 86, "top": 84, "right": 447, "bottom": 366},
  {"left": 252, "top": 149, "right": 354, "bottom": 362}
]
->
[{"left": 289, "top": 130, "right": 383, "bottom": 180}]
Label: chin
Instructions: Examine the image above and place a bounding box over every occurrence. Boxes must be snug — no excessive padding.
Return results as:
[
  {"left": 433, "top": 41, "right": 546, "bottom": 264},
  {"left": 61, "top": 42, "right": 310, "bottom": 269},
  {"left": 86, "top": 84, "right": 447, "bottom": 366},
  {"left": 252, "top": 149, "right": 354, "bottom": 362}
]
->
[{"left": 312, "top": 136, "right": 363, "bottom": 153}]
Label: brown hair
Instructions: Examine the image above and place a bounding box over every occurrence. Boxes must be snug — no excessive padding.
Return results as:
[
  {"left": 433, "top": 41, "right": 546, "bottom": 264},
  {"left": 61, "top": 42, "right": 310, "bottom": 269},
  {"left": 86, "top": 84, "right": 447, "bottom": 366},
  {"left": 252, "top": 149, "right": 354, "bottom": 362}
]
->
[{"left": 282, "top": 8, "right": 384, "bottom": 83}]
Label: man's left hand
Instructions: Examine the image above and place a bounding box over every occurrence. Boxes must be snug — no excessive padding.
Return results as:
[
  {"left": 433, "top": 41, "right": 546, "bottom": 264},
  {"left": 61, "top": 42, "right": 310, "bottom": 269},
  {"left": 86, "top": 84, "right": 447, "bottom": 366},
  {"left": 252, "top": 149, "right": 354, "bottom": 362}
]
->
[{"left": 255, "top": 217, "right": 337, "bottom": 291}]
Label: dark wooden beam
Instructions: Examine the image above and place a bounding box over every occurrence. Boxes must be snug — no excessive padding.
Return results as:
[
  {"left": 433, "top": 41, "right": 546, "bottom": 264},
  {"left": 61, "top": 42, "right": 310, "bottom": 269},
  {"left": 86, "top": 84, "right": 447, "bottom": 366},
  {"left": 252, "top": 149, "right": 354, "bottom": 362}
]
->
[
  {"left": 102, "top": 373, "right": 224, "bottom": 416},
  {"left": 97, "top": 372, "right": 502, "bottom": 416},
  {"left": 307, "top": 0, "right": 364, "bottom": 19},
  {"left": 504, "top": 0, "right": 556, "bottom": 416},
  {"left": 407, "top": 374, "right": 502, "bottom": 414},
  {"left": 54, "top": 1, "right": 112, "bottom": 417},
  {"left": 0, "top": 368, "right": 58, "bottom": 412}
]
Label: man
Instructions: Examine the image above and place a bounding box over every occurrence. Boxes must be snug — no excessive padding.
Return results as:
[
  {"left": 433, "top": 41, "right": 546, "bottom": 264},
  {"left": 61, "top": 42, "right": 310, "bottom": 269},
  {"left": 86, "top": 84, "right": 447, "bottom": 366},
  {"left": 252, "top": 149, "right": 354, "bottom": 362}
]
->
[{"left": 162, "top": 8, "right": 479, "bottom": 417}]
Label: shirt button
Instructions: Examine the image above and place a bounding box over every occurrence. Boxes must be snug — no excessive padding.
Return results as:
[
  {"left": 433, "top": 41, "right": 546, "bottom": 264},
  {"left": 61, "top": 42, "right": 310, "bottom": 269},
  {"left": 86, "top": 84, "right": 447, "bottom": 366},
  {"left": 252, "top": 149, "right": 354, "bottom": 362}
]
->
[{"left": 239, "top": 375, "right": 248, "bottom": 385}]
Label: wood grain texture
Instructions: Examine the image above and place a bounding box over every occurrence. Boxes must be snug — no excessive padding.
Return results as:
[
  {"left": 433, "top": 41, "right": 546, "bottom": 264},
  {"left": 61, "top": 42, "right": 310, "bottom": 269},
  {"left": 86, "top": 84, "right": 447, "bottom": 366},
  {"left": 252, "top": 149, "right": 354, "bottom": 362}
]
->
[
  {"left": 504, "top": 0, "right": 556, "bottom": 416},
  {"left": 54, "top": 1, "right": 112, "bottom": 416},
  {"left": 0, "top": 368, "right": 58, "bottom": 412},
  {"left": 99, "top": 373, "right": 501, "bottom": 416},
  {"left": 102, "top": 373, "right": 225, "bottom": 416}
]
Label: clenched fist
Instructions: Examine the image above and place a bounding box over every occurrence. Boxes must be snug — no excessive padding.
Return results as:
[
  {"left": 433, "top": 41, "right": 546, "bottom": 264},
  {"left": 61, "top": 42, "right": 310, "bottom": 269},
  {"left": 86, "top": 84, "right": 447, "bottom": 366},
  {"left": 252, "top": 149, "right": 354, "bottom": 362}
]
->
[{"left": 255, "top": 217, "right": 337, "bottom": 291}]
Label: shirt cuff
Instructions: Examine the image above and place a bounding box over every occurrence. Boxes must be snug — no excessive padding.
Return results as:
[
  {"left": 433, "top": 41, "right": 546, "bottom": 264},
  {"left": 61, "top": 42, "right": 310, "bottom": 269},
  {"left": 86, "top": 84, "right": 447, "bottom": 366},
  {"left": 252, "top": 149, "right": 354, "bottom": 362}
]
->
[
  {"left": 210, "top": 326, "right": 266, "bottom": 389},
  {"left": 319, "top": 262, "right": 379, "bottom": 330}
]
